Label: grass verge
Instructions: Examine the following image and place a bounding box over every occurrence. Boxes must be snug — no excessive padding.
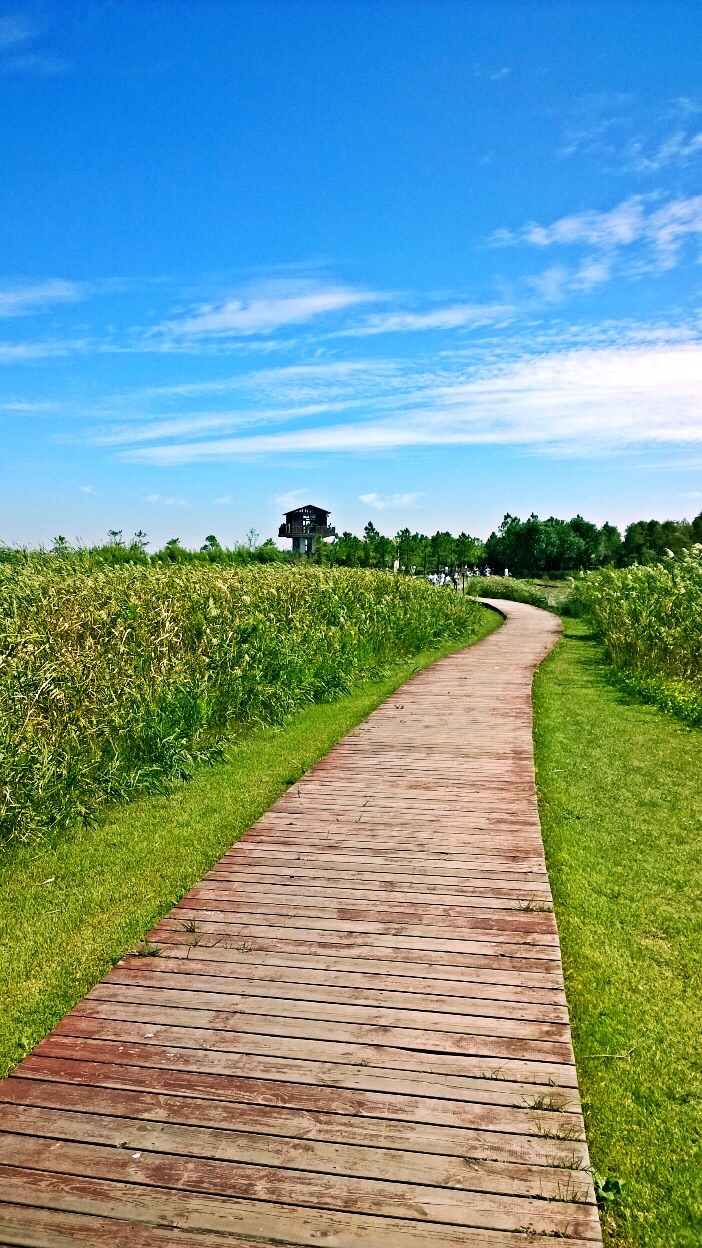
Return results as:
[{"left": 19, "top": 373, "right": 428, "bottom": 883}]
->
[
  {"left": 534, "top": 617, "right": 702, "bottom": 1248},
  {"left": 0, "top": 606, "right": 500, "bottom": 1079}
]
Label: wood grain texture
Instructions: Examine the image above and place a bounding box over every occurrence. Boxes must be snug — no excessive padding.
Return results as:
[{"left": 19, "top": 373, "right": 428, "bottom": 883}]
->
[{"left": 0, "top": 598, "right": 602, "bottom": 1246}]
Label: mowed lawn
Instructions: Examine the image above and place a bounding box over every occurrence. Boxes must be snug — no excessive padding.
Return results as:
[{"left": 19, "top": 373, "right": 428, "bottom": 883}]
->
[
  {"left": 0, "top": 608, "right": 500, "bottom": 1080},
  {"left": 534, "top": 617, "right": 702, "bottom": 1248}
]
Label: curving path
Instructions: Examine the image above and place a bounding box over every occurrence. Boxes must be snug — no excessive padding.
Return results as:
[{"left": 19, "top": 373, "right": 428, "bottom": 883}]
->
[{"left": 0, "top": 599, "right": 601, "bottom": 1247}]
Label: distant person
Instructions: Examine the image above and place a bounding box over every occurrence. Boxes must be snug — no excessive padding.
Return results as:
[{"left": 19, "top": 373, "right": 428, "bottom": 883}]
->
[{"left": 504, "top": 567, "right": 509, "bottom": 577}]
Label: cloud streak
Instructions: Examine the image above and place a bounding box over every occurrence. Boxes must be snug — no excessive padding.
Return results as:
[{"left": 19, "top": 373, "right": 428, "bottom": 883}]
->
[
  {"left": 341, "top": 303, "right": 514, "bottom": 335},
  {"left": 359, "top": 492, "right": 422, "bottom": 510},
  {"left": 492, "top": 194, "right": 702, "bottom": 276},
  {"left": 154, "top": 281, "right": 378, "bottom": 340},
  {"left": 117, "top": 341, "right": 702, "bottom": 463},
  {"left": 0, "top": 280, "right": 85, "bottom": 318}
]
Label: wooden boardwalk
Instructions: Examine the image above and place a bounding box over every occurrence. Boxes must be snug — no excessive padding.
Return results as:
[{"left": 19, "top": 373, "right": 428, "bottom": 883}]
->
[{"left": 0, "top": 599, "right": 602, "bottom": 1247}]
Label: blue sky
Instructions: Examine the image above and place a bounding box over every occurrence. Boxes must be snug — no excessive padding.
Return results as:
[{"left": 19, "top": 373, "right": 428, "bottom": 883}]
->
[{"left": 2, "top": 0, "right": 702, "bottom": 549}]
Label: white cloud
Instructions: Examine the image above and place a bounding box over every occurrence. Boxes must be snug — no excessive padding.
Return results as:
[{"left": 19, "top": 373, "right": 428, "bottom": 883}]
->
[
  {"left": 0, "top": 280, "right": 84, "bottom": 318},
  {"left": 627, "top": 129, "right": 702, "bottom": 173},
  {"left": 359, "top": 492, "right": 422, "bottom": 510},
  {"left": 0, "top": 339, "right": 88, "bottom": 363},
  {"left": 146, "top": 493, "right": 187, "bottom": 506},
  {"left": 122, "top": 342, "right": 702, "bottom": 463},
  {"left": 558, "top": 94, "right": 702, "bottom": 174},
  {"left": 492, "top": 194, "right": 702, "bottom": 275},
  {"left": 473, "top": 65, "right": 511, "bottom": 82},
  {"left": 0, "top": 399, "right": 61, "bottom": 411},
  {"left": 155, "top": 281, "right": 378, "bottom": 339},
  {"left": 342, "top": 303, "right": 514, "bottom": 335},
  {"left": 212, "top": 495, "right": 232, "bottom": 505},
  {"left": 572, "top": 255, "right": 613, "bottom": 291},
  {"left": 79, "top": 485, "right": 96, "bottom": 494},
  {"left": 272, "top": 489, "right": 312, "bottom": 509},
  {"left": 493, "top": 197, "right": 647, "bottom": 250},
  {"left": 527, "top": 256, "right": 613, "bottom": 304}
]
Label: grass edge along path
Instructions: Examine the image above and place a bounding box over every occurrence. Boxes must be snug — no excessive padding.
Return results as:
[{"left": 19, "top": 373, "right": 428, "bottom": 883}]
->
[
  {"left": 534, "top": 617, "right": 702, "bottom": 1248},
  {"left": 0, "top": 606, "right": 500, "bottom": 1080}
]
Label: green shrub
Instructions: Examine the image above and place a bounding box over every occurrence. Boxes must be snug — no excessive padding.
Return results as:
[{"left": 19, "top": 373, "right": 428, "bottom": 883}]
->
[{"left": 571, "top": 549, "right": 702, "bottom": 725}]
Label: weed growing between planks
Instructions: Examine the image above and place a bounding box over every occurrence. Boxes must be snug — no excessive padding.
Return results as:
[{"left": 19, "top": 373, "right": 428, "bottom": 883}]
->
[{"left": 0, "top": 562, "right": 481, "bottom": 843}]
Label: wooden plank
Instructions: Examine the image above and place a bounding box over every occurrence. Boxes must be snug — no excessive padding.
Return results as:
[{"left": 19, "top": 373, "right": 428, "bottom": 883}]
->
[
  {"left": 1, "top": 1079, "right": 588, "bottom": 1166},
  {"left": 0, "top": 1104, "right": 594, "bottom": 1203},
  {"left": 62, "top": 997, "right": 577, "bottom": 1064},
  {"left": 149, "top": 930, "right": 565, "bottom": 976},
  {"left": 31, "top": 1027, "right": 581, "bottom": 1088},
  {"left": 0, "top": 1170, "right": 597, "bottom": 1247},
  {"left": 0, "top": 1202, "right": 281, "bottom": 1248},
  {"left": 84, "top": 981, "right": 571, "bottom": 1040},
  {"left": 0, "top": 600, "right": 601, "bottom": 1244},
  {"left": 107, "top": 962, "right": 571, "bottom": 1020},
  {"left": 139, "top": 943, "right": 566, "bottom": 989},
  {"left": 0, "top": 1137, "right": 601, "bottom": 1237}
]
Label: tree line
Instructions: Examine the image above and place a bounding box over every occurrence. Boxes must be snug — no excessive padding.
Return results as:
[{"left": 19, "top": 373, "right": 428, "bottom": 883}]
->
[
  {"left": 482, "top": 512, "right": 702, "bottom": 577},
  {"left": 4, "top": 509, "right": 701, "bottom": 576}
]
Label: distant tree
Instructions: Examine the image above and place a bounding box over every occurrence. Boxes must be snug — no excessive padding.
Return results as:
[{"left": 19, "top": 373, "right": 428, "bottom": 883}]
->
[
  {"left": 622, "top": 517, "right": 700, "bottom": 565},
  {"left": 157, "top": 537, "right": 188, "bottom": 563},
  {"left": 107, "top": 529, "right": 124, "bottom": 546},
  {"left": 454, "top": 532, "right": 485, "bottom": 567},
  {"left": 328, "top": 531, "right": 365, "bottom": 566},
  {"left": 254, "top": 537, "right": 282, "bottom": 563},
  {"left": 599, "top": 522, "right": 623, "bottom": 565},
  {"left": 246, "top": 528, "right": 259, "bottom": 550},
  {"left": 52, "top": 535, "right": 70, "bottom": 554},
  {"left": 429, "top": 531, "right": 455, "bottom": 573},
  {"left": 485, "top": 513, "right": 621, "bottom": 576},
  {"left": 132, "top": 530, "right": 149, "bottom": 551},
  {"left": 201, "top": 534, "right": 221, "bottom": 552}
]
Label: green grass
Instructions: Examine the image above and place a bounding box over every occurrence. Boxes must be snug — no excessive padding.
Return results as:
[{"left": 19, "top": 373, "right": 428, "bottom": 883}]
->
[
  {"left": 534, "top": 617, "right": 702, "bottom": 1247},
  {"left": 0, "top": 607, "right": 500, "bottom": 1079}
]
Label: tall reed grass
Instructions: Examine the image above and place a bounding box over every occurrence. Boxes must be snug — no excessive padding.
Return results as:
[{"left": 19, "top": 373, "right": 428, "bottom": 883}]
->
[
  {"left": 571, "top": 548, "right": 702, "bottom": 725},
  {"left": 0, "top": 561, "right": 481, "bottom": 843}
]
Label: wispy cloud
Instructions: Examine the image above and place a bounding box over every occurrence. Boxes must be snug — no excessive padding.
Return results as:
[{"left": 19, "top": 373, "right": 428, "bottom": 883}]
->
[
  {"left": 145, "top": 493, "right": 187, "bottom": 506},
  {"left": 153, "top": 280, "right": 378, "bottom": 341},
  {"left": 560, "top": 93, "right": 702, "bottom": 175},
  {"left": 359, "top": 492, "right": 422, "bottom": 510},
  {"left": 79, "top": 485, "right": 96, "bottom": 494},
  {"left": 0, "top": 280, "right": 85, "bottom": 317},
  {"left": 492, "top": 194, "right": 702, "bottom": 273},
  {"left": 627, "top": 129, "right": 702, "bottom": 173},
  {"left": 341, "top": 303, "right": 514, "bottom": 336},
  {"left": 120, "top": 341, "right": 702, "bottom": 463},
  {"left": 0, "top": 399, "right": 62, "bottom": 411},
  {"left": 0, "top": 338, "right": 90, "bottom": 363},
  {"left": 473, "top": 65, "right": 511, "bottom": 82},
  {"left": 272, "top": 489, "right": 312, "bottom": 509}
]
